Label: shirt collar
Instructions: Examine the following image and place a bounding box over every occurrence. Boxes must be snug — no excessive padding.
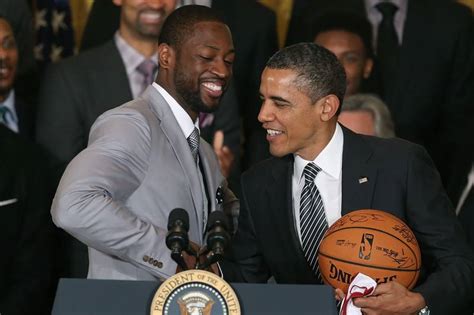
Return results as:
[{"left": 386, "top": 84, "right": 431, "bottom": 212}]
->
[
  {"left": 365, "top": 0, "right": 408, "bottom": 14},
  {"left": 1, "top": 90, "right": 17, "bottom": 122},
  {"left": 152, "top": 82, "right": 199, "bottom": 139},
  {"left": 294, "top": 123, "right": 344, "bottom": 183},
  {"left": 114, "top": 31, "right": 157, "bottom": 76}
]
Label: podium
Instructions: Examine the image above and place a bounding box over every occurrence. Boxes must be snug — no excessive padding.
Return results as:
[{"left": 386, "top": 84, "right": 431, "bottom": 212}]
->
[{"left": 52, "top": 278, "right": 338, "bottom": 315}]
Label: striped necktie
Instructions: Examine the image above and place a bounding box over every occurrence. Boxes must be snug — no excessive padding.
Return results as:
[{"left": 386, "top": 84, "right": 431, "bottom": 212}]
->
[
  {"left": 300, "top": 162, "right": 328, "bottom": 283},
  {"left": 187, "top": 127, "right": 200, "bottom": 163}
]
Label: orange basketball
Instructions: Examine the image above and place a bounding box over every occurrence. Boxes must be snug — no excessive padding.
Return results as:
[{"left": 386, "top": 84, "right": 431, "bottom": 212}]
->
[{"left": 318, "top": 209, "right": 421, "bottom": 293}]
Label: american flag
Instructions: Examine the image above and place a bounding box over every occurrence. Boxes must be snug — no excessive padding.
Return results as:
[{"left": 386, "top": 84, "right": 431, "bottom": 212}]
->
[{"left": 33, "top": 0, "right": 74, "bottom": 71}]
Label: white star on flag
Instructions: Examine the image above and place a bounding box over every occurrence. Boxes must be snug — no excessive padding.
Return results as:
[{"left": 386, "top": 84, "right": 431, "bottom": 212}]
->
[
  {"left": 50, "top": 44, "right": 64, "bottom": 62},
  {"left": 35, "top": 9, "right": 47, "bottom": 30},
  {"left": 52, "top": 10, "right": 67, "bottom": 34}
]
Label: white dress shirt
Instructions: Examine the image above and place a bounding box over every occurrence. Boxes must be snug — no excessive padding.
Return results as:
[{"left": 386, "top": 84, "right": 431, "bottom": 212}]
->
[{"left": 292, "top": 124, "right": 344, "bottom": 243}]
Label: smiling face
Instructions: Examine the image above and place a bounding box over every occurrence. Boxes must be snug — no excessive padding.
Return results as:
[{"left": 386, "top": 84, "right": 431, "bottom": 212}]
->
[
  {"left": 0, "top": 18, "right": 18, "bottom": 102},
  {"left": 113, "top": 0, "right": 177, "bottom": 41},
  {"left": 258, "top": 68, "right": 338, "bottom": 160},
  {"left": 315, "top": 30, "right": 372, "bottom": 97},
  {"left": 171, "top": 21, "right": 234, "bottom": 116}
]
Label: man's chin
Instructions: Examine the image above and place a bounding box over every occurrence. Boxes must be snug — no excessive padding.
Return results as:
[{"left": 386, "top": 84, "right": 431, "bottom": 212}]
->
[{"left": 197, "top": 98, "right": 222, "bottom": 113}]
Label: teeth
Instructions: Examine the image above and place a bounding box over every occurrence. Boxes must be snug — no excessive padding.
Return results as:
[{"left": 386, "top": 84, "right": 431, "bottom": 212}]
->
[
  {"left": 141, "top": 12, "right": 162, "bottom": 21},
  {"left": 267, "top": 129, "right": 282, "bottom": 136},
  {"left": 202, "top": 82, "right": 222, "bottom": 92}
]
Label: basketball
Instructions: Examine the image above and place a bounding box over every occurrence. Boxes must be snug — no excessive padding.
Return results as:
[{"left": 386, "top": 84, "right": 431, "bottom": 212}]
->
[{"left": 318, "top": 209, "right": 421, "bottom": 293}]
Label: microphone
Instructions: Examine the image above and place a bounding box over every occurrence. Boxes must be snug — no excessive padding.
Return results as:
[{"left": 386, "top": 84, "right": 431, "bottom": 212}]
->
[
  {"left": 198, "top": 211, "right": 231, "bottom": 269},
  {"left": 166, "top": 208, "right": 190, "bottom": 270}
]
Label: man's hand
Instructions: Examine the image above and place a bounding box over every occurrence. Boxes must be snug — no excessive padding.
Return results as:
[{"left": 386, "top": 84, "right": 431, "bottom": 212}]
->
[
  {"left": 213, "top": 130, "right": 234, "bottom": 178},
  {"left": 352, "top": 281, "right": 426, "bottom": 315},
  {"left": 176, "top": 241, "right": 200, "bottom": 273},
  {"left": 175, "top": 241, "right": 220, "bottom": 276}
]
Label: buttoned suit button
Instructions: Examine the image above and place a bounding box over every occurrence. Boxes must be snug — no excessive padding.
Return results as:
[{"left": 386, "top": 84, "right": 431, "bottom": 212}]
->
[{"left": 143, "top": 255, "right": 149, "bottom": 262}]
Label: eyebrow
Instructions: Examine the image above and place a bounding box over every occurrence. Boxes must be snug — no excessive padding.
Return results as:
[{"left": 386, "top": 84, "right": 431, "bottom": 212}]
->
[
  {"left": 202, "top": 44, "right": 235, "bottom": 54},
  {"left": 260, "top": 93, "right": 292, "bottom": 105}
]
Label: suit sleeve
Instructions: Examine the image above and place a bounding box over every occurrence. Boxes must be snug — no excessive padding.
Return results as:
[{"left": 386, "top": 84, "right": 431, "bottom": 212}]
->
[
  {"left": 221, "top": 173, "right": 270, "bottom": 283},
  {"left": 407, "top": 145, "right": 474, "bottom": 313},
  {"left": 36, "top": 62, "right": 87, "bottom": 174},
  {"left": 51, "top": 110, "right": 175, "bottom": 278}
]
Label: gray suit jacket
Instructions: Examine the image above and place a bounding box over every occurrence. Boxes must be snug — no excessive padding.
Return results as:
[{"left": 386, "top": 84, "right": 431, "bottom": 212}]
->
[{"left": 51, "top": 86, "right": 239, "bottom": 280}]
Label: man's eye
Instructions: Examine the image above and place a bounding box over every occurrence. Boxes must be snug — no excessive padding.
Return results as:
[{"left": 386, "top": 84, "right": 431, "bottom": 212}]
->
[
  {"left": 200, "top": 55, "right": 212, "bottom": 61},
  {"left": 1, "top": 38, "right": 16, "bottom": 50},
  {"left": 224, "top": 59, "right": 233, "bottom": 66}
]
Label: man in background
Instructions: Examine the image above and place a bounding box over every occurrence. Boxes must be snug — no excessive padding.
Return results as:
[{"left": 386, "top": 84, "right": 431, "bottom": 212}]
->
[
  {"left": 0, "top": 124, "right": 55, "bottom": 315},
  {"left": 339, "top": 93, "right": 395, "bottom": 138},
  {"left": 0, "top": 16, "right": 35, "bottom": 139},
  {"left": 312, "top": 10, "right": 375, "bottom": 97}
]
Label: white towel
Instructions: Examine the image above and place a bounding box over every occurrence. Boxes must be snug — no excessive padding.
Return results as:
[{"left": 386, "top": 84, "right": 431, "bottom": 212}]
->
[{"left": 340, "top": 273, "right": 377, "bottom": 315}]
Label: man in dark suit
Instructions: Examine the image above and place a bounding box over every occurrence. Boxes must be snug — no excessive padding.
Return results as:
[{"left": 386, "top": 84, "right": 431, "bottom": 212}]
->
[
  {"left": 286, "top": 0, "right": 474, "bottom": 189},
  {"left": 223, "top": 43, "right": 474, "bottom": 314},
  {"left": 0, "top": 125, "right": 55, "bottom": 315},
  {"left": 0, "top": 0, "right": 38, "bottom": 106},
  {"left": 79, "top": 0, "right": 278, "bottom": 169},
  {"left": 0, "top": 16, "right": 35, "bottom": 139}
]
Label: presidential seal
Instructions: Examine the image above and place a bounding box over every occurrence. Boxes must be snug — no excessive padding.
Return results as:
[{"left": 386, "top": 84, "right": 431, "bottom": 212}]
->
[{"left": 150, "top": 270, "right": 241, "bottom": 315}]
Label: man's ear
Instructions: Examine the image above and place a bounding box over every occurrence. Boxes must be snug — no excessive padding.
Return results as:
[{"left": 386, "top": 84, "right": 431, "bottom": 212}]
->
[
  {"left": 363, "top": 58, "right": 374, "bottom": 79},
  {"left": 158, "top": 43, "right": 175, "bottom": 70},
  {"left": 319, "top": 95, "right": 340, "bottom": 122}
]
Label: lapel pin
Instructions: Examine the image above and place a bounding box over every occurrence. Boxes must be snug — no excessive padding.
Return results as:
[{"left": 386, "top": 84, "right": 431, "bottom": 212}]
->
[
  {"left": 358, "top": 177, "right": 368, "bottom": 184},
  {"left": 215, "top": 186, "right": 224, "bottom": 204}
]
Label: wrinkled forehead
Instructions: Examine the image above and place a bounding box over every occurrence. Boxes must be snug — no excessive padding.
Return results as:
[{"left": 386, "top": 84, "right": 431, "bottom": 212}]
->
[{"left": 184, "top": 21, "right": 233, "bottom": 47}]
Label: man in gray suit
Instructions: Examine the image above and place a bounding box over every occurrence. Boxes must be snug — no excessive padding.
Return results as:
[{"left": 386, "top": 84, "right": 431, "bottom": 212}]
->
[{"left": 51, "top": 5, "right": 238, "bottom": 281}]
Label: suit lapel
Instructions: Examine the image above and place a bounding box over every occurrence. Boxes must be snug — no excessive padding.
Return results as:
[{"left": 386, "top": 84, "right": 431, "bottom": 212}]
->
[
  {"left": 142, "top": 87, "right": 205, "bottom": 235},
  {"left": 199, "top": 144, "right": 220, "bottom": 213},
  {"left": 14, "top": 98, "right": 34, "bottom": 140},
  {"left": 268, "top": 156, "right": 315, "bottom": 279},
  {"left": 88, "top": 40, "right": 133, "bottom": 119},
  {"left": 341, "top": 126, "right": 377, "bottom": 216}
]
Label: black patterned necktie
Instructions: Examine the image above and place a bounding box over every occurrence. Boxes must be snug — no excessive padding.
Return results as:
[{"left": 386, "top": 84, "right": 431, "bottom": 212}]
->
[
  {"left": 376, "top": 2, "right": 400, "bottom": 98},
  {"left": 187, "top": 127, "right": 200, "bottom": 163},
  {"left": 300, "top": 162, "right": 328, "bottom": 283}
]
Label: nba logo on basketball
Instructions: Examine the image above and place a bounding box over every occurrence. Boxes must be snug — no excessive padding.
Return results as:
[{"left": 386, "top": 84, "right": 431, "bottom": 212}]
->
[{"left": 359, "top": 233, "right": 374, "bottom": 260}]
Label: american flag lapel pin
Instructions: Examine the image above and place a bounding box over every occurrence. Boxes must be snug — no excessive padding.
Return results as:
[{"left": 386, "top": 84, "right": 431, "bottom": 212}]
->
[{"left": 358, "top": 177, "right": 368, "bottom": 184}]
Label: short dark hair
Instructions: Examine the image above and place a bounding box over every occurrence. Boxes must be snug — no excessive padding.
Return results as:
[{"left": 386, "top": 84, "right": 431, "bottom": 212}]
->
[
  {"left": 311, "top": 10, "right": 374, "bottom": 59},
  {"left": 266, "top": 42, "right": 346, "bottom": 109},
  {"left": 158, "top": 5, "right": 226, "bottom": 49}
]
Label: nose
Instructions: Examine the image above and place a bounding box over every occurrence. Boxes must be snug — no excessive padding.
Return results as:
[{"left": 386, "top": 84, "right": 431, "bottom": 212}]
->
[
  {"left": 144, "top": 0, "right": 167, "bottom": 9},
  {"left": 257, "top": 100, "right": 273, "bottom": 123},
  {"left": 210, "top": 59, "right": 231, "bottom": 80}
]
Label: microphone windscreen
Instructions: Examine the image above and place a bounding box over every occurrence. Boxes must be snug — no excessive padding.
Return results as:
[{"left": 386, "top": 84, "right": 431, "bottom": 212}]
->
[
  {"left": 168, "top": 208, "right": 189, "bottom": 231},
  {"left": 207, "top": 210, "right": 229, "bottom": 231}
]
